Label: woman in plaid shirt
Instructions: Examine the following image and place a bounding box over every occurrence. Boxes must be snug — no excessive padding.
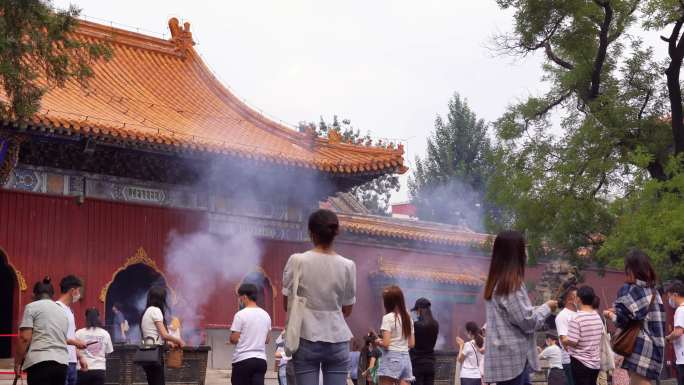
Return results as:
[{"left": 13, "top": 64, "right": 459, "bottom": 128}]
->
[
  {"left": 604, "top": 249, "right": 665, "bottom": 385},
  {"left": 482, "top": 231, "right": 558, "bottom": 385}
]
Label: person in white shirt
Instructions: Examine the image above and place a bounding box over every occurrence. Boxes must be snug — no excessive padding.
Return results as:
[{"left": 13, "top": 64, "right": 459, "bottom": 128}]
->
[
  {"left": 140, "top": 286, "right": 185, "bottom": 385},
  {"left": 56, "top": 275, "right": 89, "bottom": 385},
  {"left": 230, "top": 283, "right": 272, "bottom": 385},
  {"left": 75, "top": 308, "right": 113, "bottom": 385},
  {"left": 539, "top": 333, "right": 566, "bottom": 385},
  {"left": 456, "top": 321, "right": 484, "bottom": 385},
  {"left": 556, "top": 285, "right": 577, "bottom": 385},
  {"left": 282, "top": 209, "right": 356, "bottom": 385},
  {"left": 665, "top": 280, "right": 684, "bottom": 385},
  {"left": 15, "top": 277, "right": 69, "bottom": 385},
  {"left": 375, "top": 285, "right": 415, "bottom": 385}
]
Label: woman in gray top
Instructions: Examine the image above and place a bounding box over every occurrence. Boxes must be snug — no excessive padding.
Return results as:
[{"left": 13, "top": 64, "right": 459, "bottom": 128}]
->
[
  {"left": 283, "top": 209, "right": 356, "bottom": 385},
  {"left": 15, "top": 277, "right": 70, "bottom": 385},
  {"left": 482, "top": 231, "right": 558, "bottom": 385}
]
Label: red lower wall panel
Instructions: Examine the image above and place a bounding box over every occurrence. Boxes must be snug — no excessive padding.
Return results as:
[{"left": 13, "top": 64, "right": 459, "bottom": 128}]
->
[{"left": 0, "top": 189, "right": 629, "bottom": 353}]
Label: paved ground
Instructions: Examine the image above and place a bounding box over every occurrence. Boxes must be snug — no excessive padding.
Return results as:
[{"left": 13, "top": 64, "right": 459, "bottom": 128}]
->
[
  {"left": 0, "top": 364, "right": 279, "bottom": 385},
  {"left": 206, "top": 369, "right": 279, "bottom": 385},
  {"left": 0, "top": 359, "right": 678, "bottom": 385}
]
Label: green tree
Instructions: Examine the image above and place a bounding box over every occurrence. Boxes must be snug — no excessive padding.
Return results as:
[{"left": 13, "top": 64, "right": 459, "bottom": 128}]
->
[
  {"left": 598, "top": 167, "right": 684, "bottom": 279},
  {"left": 488, "top": 0, "right": 684, "bottom": 265},
  {"left": 408, "top": 93, "right": 493, "bottom": 231},
  {"left": 299, "top": 116, "right": 401, "bottom": 215},
  {"left": 0, "top": 0, "right": 111, "bottom": 119}
]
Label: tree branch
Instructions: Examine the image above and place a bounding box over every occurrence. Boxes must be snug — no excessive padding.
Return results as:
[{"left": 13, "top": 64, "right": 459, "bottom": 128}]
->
[
  {"left": 665, "top": 16, "right": 684, "bottom": 157},
  {"left": 608, "top": 0, "right": 639, "bottom": 42},
  {"left": 638, "top": 89, "right": 652, "bottom": 121},
  {"left": 544, "top": 42, "right": 575, "bottom": 69},
  {"left": 588, "top": 0, "right": 613, "bottom": 100},
  {"left": 591, "top": 172, "right": 607, "bottom": 197}
]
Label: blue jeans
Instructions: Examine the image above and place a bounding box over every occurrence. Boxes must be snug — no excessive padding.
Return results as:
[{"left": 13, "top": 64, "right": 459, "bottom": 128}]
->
[
  {"left": 279, "top": 365, "right": 288, "bottom": 385},
  {"left": 292, "top": 339, "right": 350, "bottom": 385},
  {"left": 65, "top": 363, "right": 77, "bottom": 385}
]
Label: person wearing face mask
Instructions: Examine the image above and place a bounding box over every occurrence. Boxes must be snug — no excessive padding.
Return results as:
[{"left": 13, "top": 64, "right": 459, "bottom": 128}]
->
[
  {"left": 603, "top": 250, "right": 665, "bottom": 385},
  {"left": 665, "top": 280, "right": 684, "bottom": 385},
  {"left": 555, "top": 285, "right": 578, "bottom": 385},
  {"left": 229, "top": 283, "right": 272, "bottom": 385},
  {"left": 56, "top": 275, "right": 89, "bottom": 385},
  {"left": 409, "top": 298, "right": 439, "bottom": 385}
]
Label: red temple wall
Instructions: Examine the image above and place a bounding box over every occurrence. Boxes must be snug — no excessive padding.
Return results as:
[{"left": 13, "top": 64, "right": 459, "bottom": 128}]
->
[
  {"left": 1, "top": 189, "right": 628, "bottom": 351},
  {"left": 0, "top": 189, "right": 301, "bottom": 330}
]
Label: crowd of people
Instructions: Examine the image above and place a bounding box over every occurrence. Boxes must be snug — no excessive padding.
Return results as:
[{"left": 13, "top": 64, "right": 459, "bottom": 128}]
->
[{"left": 12, "top": 208, "right": 684, "bottom": 385}]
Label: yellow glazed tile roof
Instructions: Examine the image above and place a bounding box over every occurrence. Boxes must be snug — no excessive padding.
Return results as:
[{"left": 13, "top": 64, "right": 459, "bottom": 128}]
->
[
  {"left": 9, "top": 18, "right": 406, "bottom": 175},
  {"left": 338, "top": 213, "right": 491, "bottom": 247},
  {"left": 371, "top": 257, "right": 485, "bottom": 286}
]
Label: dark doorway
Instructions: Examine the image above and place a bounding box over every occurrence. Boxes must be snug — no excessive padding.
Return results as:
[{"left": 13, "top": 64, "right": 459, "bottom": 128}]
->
[
  {"left": 0, "top": 253, "right": 16, "bottom": 358},
  {"left": 242, "top": 271, "right": 273, "bottom": 317},
  {"left": 105, "top": 264, "right": 167, "bottom": 343}
]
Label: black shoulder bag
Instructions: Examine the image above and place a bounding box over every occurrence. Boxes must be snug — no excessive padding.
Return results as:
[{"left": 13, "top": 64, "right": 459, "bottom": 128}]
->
[{"left": 133, "top": 312, "right": 163, "bottom": 366}]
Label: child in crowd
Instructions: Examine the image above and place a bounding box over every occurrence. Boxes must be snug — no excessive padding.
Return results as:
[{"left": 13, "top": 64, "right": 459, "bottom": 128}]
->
[
  {"left": 75, "top": 308, "right": 113, "bottom": 385},
  {"left": 361, "top": 332, "right": 382, "bottom": 385},
  {"left": 456, "top": 321, "right": 484, "bottom": 385},
  {"left": 375, "top": 286, "right": 415, "bottom": 385},
  {"left": 538, "top": 333, "right": 566, "bottom": 385}
]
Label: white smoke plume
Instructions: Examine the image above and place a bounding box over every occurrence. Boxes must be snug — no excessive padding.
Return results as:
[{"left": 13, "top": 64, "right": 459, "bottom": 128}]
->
[{"left": 164, "top": 219, "right": 262, "bottom": 344}]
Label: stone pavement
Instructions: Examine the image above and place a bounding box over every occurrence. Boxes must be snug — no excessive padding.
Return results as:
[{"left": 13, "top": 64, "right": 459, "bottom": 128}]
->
[
  {"left": 206, "top": 369, "right": 279, "bottom": 385},
  {"left": 0, "top": 367, "right": 280, "bottom": 385}
]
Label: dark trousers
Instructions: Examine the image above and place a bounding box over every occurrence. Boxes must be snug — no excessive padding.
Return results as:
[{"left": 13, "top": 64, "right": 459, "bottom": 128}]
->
[
  {"left": 76, "top": 369, "right": 105, "bottom": 385},
  {"left": 142, "top": 362, "right": 165, "bottom": 385},
  {"left": 286, "top": 361, "right": 296, "bottom": 385},
  {"left": 563, "top": 364, "right": 575, "bottom": 385},
  {"left": 461, "top": 378, "right": 482, "bottom": 385},
  {"left": 414, "top": 363, "right": 436, "bottom": 385},
  {"left": 676, "top": 365, "right": 684, "bottom": 385},
  {"left": 570, "top": 357, "right": 599, "bottom": 385},
  {"left": 548, "top": 368, "right": 567, "bottom": 385},
  {"left": 497, "top": 365, "right": 531, "bottom": 385},
  {"left": 26, "top": 360, "right": 68, "bottom": 385},
  {"left": 232, "top": 358, "right": 267, "bottom": 385}
]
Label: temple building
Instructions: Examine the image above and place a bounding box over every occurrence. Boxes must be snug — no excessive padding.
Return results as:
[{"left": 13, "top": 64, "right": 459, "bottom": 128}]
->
[{"left": 0, "top": 17, "right": 625, "bottom": 367}]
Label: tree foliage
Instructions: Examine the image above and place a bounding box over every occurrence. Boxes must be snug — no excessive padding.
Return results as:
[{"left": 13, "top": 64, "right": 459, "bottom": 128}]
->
[
  {"left": 598, "top": 169, "right": 684, "bottom": 279},
  {"left": 299, "top": 116, "right": 401, "bottom": 215},
  {"left": 488, "top": 0, "right": 684, "bottom": 267},
  {"left": 0, "top": 0, "right": 111, "bottom": 119},
  {"left": 408, "top": 94, "right": 494, "bottom": 231}
]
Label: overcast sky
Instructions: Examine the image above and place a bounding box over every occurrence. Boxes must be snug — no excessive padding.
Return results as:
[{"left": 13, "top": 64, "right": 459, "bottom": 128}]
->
[{"left": 55, "top": 0, "right": 550, "bottom": 202}]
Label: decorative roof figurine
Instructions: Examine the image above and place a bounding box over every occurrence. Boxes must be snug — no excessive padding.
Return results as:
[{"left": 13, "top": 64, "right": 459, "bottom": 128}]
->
[{"left": 168, "top": 17, "right": 195, "bottom": 57}]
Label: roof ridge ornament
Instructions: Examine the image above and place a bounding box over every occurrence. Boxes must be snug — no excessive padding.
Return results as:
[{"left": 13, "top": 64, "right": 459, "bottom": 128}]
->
[{"left": 168, "top": 17, "right": 195, "bottom": 57}]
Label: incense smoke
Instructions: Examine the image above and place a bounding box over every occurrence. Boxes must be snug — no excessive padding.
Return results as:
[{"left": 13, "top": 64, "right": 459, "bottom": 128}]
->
[
  {"left": 410, "top": 178, "right": 487, "bottom": 232},
  {"left": 163, "top": 220, "right": 262, "bottom": 343},
  {"left": 159, "top": 158, "right": 332, "bottom": 344}
]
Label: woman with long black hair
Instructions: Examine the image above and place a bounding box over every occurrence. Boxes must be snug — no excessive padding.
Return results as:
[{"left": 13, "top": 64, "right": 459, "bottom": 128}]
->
[
  {"left": 483, "top": 231, "right": 558, "bottom": 385},
  {"left": 75, "top": 308, "right": 113, "bottom": 385},
  {"left": 140, "top": 286, "right": 185, "bottom": 385},
  {"left": 410, "top": 298, "right": 438, "bottom": 385}
]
